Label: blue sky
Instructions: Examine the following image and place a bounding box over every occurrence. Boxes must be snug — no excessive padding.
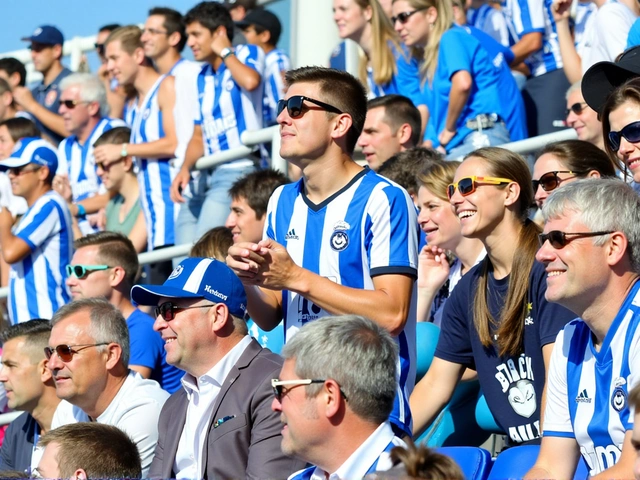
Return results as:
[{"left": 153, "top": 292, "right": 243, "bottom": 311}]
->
[{"left": 0, "top": 0, "right": 290, "bottom": 70}]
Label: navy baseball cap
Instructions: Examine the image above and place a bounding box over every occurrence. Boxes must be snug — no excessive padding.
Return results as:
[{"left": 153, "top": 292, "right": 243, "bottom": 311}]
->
[
  {"left": 21, "top": 26, "right": 64, "bottom": 46},
  {"left": 236, "top": 9, "right": 282, "bottom": 44},
  {"left": 131, "top": 257, "right": 248, "bottom": 319},
  {"left": 0, "top": 137, "right": 58, "bottom": 172}
]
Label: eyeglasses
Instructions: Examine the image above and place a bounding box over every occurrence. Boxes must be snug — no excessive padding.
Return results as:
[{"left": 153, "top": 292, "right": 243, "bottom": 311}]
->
[
  {"left": 61, "top": 99, "right": 88, "bottom": 109},
  {"left": 608, "top": 120, "right": 640, "bottom": 152},
  {"left": 155, "top": 301, "right": 215, "bottom": 321},
  {"left": 277, "top": 95, "right": 342, "bottom": 119},
  {"left": 538, "top": 230, "right": 614, "bottom": 249},
  {"left": 391, "top": 7, "right": 427, "bottom": 24},
  {"left": 96, "top": 157, "right": 126, "bottom": 172},
  {"left": 271, "top": 378, "right": 348, "bottom": 402},
  {"left": 66, "top": 264, "right": 112, "bottom": 279},
  {"left": 565, "top": 102, "right": 588, "bottom": 117},
  {"left": 142, "top": 28, "right": 169, "bottom": 36},
  {"left": 44, "top": 343, "right": 110, "bottom": 362},
  {"left": 447, "top": 176, "right": 514, "bottom": 200},
  {"left": 532, "top": 171, "right": 585, "bottom": 193},
  {"left": 94, "top": 43, "right": 105, "bottom": 56},
  {"left": 7, "top": 164, "right": 42, "bottom": 177}
]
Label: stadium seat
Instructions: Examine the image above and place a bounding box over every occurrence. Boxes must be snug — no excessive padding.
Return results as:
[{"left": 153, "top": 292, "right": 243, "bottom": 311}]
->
[
  {"left": 475, "top": 392, "right": 505, "bottom": 434},
  {"left": 437, "top": 446, "right": 493, "bottom": 480},
  {"left": 415, "top": 322, "right": 440, "bottom": 382},
  {"left": 487, "top": 444, "right": 539, "bottom": 480}
]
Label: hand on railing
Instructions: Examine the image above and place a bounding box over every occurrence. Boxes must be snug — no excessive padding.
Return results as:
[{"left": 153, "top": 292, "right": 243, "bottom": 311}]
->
[{"left": 170, "top": 167, "right": 191, "bottom": 203}]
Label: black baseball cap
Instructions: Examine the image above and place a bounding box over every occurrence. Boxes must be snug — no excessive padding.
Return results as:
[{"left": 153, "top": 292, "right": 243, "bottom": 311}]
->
[
  {"left": 236, "top": 9, "right": 282, "bottom": 45},
  {"left": 582, "top": 46, "right": 640, "bottom": 114}
]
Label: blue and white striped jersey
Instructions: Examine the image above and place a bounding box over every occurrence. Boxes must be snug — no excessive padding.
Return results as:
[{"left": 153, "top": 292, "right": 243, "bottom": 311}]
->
[
  {"left": 263, "top": 48, "right": 290, "bottom": 126},
  {"left": 196, "top": 44, "right": 264, "bottom": 165},
  {"left": 57, "top": 117, "right": 125, "bottom": 235},
  {"left": 9, "top": 190, "right": 73, "bottom": 324},
  {"left": 264, "top": 169, "right": 418, "bottom": 435},
  {"left": 130, "top": 75, "right": 177, "bottom": 249},
  {"left": 502, "top": 0, "right": 563, "bottom": 76},
  {"left": 544, "top": 281, "right": 640, "bottom": 476}
]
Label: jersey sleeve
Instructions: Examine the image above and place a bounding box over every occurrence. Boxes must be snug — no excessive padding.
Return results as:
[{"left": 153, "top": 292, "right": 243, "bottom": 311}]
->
[
  {"left": 542, "top": 327, "right": 575, "bottom": 437},
  {"left": 15, "top": 201, "right": 61, "bottom": 251},
  {"left": 194, "top": 66, "right": 207, "bottom": 126},
  {"left": 439, "top": 32, "right": 474, "bottom": 79},
  {"left": 238, "top": 44, "right": 265, "bottom": 77}
]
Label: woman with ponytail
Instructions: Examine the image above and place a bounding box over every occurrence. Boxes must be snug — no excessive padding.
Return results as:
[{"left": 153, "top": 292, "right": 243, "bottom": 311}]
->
[{"left": 410, "top": 147, "right": 575, "bottom": 445}]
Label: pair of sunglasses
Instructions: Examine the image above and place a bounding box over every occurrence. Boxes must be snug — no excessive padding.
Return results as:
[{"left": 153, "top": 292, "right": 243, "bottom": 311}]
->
[
  {"left": 60, "top": 99, "right": 89, "bottom": 110},
  {"left": 391, "top": 7, "right": 427, "bottom": 24},
  {"left": 66, "top": 264, "right": 112, "bottom": 279},
  {"left": 532, "top": 171, "right": 585, "bottom": 193},
  {"left": 44, "top": 343, "right": 110, "bottom": 362},
  {"left": 565, "top": 102, "right": 588, "bottom": 117},
  {"left": 271, "top": 378, "right": 349, "bottom": 402},
  {"left": 538, "top": 230, "right": 614, "bottom": 249},
  {"left": 155, "top": 301, "right": 215, "bottom": 321},
  {"left": 446, "top": 176, "right": 514, "bottom": 200},
  {"left": 94, "top": 43, "right": 105, "bottom": 56},
  {"left": 608, "top": 120, "right": 640, "bottom": 152},
  {"left": 277, "top": 95, "right": 342, "bottom": 119}
]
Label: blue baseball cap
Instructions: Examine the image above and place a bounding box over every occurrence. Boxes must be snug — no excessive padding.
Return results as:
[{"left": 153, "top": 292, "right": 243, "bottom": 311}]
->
[
  {"left": 131, "top": 257, "right": 248, "bottom": 319},
  {"left": 0, "top": 137, "right": 58, "bottom": 172},
  {"left": 21, "top": 26, "right": 64, "bottom": 46}
]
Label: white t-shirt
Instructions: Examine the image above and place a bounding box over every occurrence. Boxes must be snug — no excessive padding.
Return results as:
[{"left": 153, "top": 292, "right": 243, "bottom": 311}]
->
[{"left": 170, "top": 58, "right": 202, "bottom": 169}]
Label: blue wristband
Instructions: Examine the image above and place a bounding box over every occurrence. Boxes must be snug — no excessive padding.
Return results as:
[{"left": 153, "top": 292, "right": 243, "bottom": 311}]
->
[{"left": 76, "top": 204, "right": 86, "bottom": 218}]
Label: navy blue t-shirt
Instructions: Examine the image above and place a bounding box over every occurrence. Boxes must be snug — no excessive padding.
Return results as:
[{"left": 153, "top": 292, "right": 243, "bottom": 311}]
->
[
  {"left": 435, "top": 259, "right": 575, "bottom": 445},
  {"left": 31, "top": 67, "right": 71, "bottom": 144}
]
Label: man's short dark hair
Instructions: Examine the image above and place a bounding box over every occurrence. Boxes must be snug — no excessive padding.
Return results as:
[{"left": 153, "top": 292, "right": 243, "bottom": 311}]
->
[
  {"left": 228, "top": 168, "right": 289, "bottom": 219},
  {"left": 93, "top": 126, "right": 131, "bottom": 148},
  {"left": 0, "top": 117, "right": 39, "bottom": 142},
  {"left": 377, "top": 147, "right": 443, "bottom": 196},
  {"left": 39, "top": 423, "right": 141, "bottom": 479},
  {"left": 149, "top": 7, "right": 187, "bottom": 52},
  {"left": 367, "top": 95, "right": 422, "bottom": 148},
  {"left": 1, "top": 319, "right": 51, "bottom": 362},
  {"left": 0, "top": 58, "right": 26, "bottom": 87},
  {"left": 285, "top": 66, "right": 367, "bottom": 154},
  {"left": 184, "top": 2, "right": 234, "bottom": 42},
  {"left": 98, "top": 24, "right": 121, "bottom": 34},
  {"left": 74, "top": 231, "right": 139, "bottom": 288}
]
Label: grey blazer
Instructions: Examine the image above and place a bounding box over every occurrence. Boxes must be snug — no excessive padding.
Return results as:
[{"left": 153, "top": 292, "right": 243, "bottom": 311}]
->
[{"left": 148, "top": 338, "right": 305, "bottom": 480}]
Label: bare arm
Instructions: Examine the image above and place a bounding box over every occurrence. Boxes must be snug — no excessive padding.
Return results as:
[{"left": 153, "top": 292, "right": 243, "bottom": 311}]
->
[
  {"left": 170, "top": 125, "right": 204, "bottom": 203},
  {"left": 129, "top": 210, "right": 148, "bottom": 253},
  {"left": 524, "top": 436, "right": 581, "bottom": 480},
  {"left": 590, "top": 431, "right": 635, "bottom": 480},
  {"left": 439, "top": 70, "right": 472, "bottom": 148},
  {"left": 13, "top": 87, "right": 68, "bottom": 137},
  {"left": 552, "top": 0, "right": 583, "bottom": 84},
  {"left": 0, "top": 208, "right": 31, "bottom": 264},
  {"left": 211, "top": 28, "right": 261, "bottom": 91},
  {"left": 510, "top": 32, "right": 543, "bottom": 65}
]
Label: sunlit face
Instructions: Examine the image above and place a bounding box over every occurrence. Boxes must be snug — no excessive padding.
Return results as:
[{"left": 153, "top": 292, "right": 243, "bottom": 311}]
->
[
  {"left": 96, "top": 155, "right": 128, "bottom": 192},
  {"left": 30, "top": 42, "right": 58, "bottom": 74},
  {"left": 609, "top": 100, "right": 640, "bottom": 183},
  {"left": 417, "top": 185, "right": 461, "bottom": 250},
  {"left": 59, "top": 85, "right": 93, "bottom": 136},
  {"left": 8, "top": 162, "right": 43, "bottom": 200},
  {"left": 566, "top": 89, "right": 602, "bottom": 147},
  {"left": 0, "top": 125, "right": 15, "bottom": 159},
  {"left": 225, "top": 196, "right": 265, "bottom": 244},
  {"left": 357, "top": 106, "right": 402, "bottom": 171},
  {"left": 66, "top": 245, "right": 114, "bottom": 300},
  {"left": 105, "top": 40, "right": 140, "bottom": 87},
  {"left": 37, "top": 442, "right": 62, "bottom": 480},
  {"left": 0, "top": 336, "right": 45, "bottom": 411},
  {"left": 186, "top": 21, "right": 215, "bottom": 62},
  {"left": 392, "top": 0, "right": 432, "bottom": 47},
  {"left": 95, "top": 30, "right": 111, "bottom": 64},
  {"left": 333, "top": 0, "right": 370, "bottom": 40},
  {"left": 532, "top": 153, "right": 579, "bottom": 209},
  {"left": 241, "top": 25, "right": 262, "bottom": 46},
  {"left": 141, "top": 15, "right": 172, "bottom": 59}
]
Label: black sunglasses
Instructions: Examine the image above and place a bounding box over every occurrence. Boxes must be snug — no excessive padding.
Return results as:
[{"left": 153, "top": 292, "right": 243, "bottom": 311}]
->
[
  {"left": 565, "top": 102, "right": 588, "bottom": 117},
  {"left": 155, "top": 301, "right": 215, "bottom": 321},
  {"left": 538, "top": 230, "right": 614, "bottom": 249},
  {"left": 94, "top": 43, "right": 105, "bottom": 56},
  {"left": 61, "top": 99, "right": 88, "bottom": 110},
  {"left": 608, "top": 120, "right": 640, "bottom": 152},
  {"left": 44, "top": 343, "right": 110, "bottom": 362},
  {"left": 391, "top": 7, "right": 427, "bottom": 24},
  {"left": 271, "top": 378, "right": 348, "bottom": 402},
  {"left": 277, "top": 95, "right": 342, "bottom": 119},
  {"left": 532, "top": 171, "right": 585, "bottom": 193}
]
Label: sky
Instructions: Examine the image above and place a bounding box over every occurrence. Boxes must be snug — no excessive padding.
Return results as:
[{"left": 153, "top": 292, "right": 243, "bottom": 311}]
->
[{"left": 0, "top": 0, "right": 290, "bottom": 71}]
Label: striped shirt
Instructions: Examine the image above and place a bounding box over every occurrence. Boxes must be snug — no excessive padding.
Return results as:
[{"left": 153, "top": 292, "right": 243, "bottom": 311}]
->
[
  {"left": 263, "top": 49, "right": 290, "bottom": 126},
  {"left": 264, "top": 169, "right": 418, "bottom": 435},
  {"left": 130, "top": 75, "right": 176, "bottom": 249},
  {"left": 9, "top": 190, "right": 73, "bottom": 324},
  {"left": 544, "top": 280, "right": 640, "bottom": 476}
]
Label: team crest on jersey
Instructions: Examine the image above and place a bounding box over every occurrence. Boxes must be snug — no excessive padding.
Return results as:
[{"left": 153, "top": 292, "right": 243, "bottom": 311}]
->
[
  {"left": 330, "top": 220, "right": 350, "bottom": 252},
  {"left": 611, "top": 377, "right": 628, "bottom": 412},
  {"left": 143, "top": 108, "right": 151, "bottom": 120},
  {"left": 45, "top": 90, "right": 58, "bottom": 107},
  {"left": 168, "top": 265, "right": 183, "bottom": 280},
  {"left": 225, "top": 80, "right": 235, "bottom": 91}
]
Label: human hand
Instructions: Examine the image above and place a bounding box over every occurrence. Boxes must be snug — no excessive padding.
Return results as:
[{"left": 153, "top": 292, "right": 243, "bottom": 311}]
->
[
  {"left": 12, "top": 87, "right": 36, "bottom": 111},
  {"left": 551, "top": 0, "right": 572, "bottom": 22},
  {"left": 211, "top": 27, "right": 232, "bottom": 57},
  {"left": 94, "top": 144, "right": 122, "bottom": 164},
  {"left": 170, "top": 167, "right": 191, "bottom": 203},
  {"left": 53, "top": 175, "right": 72, "bottom": 202},
  {"left": 417, "top": 245, "right": 451, "bottom": 293}
]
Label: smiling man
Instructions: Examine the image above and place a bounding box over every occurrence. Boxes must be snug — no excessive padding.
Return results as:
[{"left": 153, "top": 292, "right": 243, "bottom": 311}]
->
[
  {"left": 565, "top": 82, "right": 605, "bottom": 151},
  {"left": 132, "top": 257, "right": 304, "bottom": 480},
  {"left": 526, "top": 178, "right": 640, "bottom": 480}
]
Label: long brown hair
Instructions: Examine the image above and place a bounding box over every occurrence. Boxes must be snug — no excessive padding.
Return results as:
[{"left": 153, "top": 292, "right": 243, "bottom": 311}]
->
[{"left": 466, "top": 147, "right": 540, "bottom": 357}]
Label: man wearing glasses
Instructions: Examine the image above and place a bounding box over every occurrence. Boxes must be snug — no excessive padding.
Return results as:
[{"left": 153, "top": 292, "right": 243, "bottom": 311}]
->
[
  {"left": 227, "top": 66, "right": 419, "bottom": 437},
  {"left": 526, "top": 179, "right": 640, "bottom": 479},
  {"left": 14, "top": 26, "right": 71, "bottom": 145},
  {"left": 65, "top": 231, "right": 182, "bottom": 393},
  {"left": 55, "top": 73, "right": 125, "bottom": 236},
  {"left": 48, "top": 298, "right": 169, "bottom": 478},
  {"left": 565, "top": 82, "right": 604, "bottom": 151},
  {"left": 132, "top": 257, "right": 304, "bottom": 480},
  {"left": 0, "top": 137, "right": 72, "bottom": 324},
  {"left": 272, "top": 315, "right": 405, "bottom": 479}
]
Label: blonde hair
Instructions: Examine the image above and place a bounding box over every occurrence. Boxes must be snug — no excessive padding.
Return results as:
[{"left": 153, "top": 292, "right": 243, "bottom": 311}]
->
[
  {"left": 417, "top": 160, "right": 460, "bottom": 201},
  {"left": 105, "top": 25, "right": 143, "bottom": 55},
  {"left": 354, "top": 0, "right": 404, "bottom": 89}
]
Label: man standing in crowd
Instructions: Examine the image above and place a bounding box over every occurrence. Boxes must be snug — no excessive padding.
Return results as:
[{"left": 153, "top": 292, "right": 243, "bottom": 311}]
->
[
  {"left": 15, "top": 26, "right": 71, "bottom": 144},
  {"left": 526, "top": 179, "right": 640, "bottom": 479},
  {"left": 357, "top": 95, "right": 421, "bottom": 171},
  {"left": 0, "top": 137, "right": 72, "bottom": 324},
  {"left": 172, "top": 1, "right": 264, "bottom": 246},
  {"left": 227, "top": 66, "right": 418, "bottom": 437},
  {"left": 48, "top": 298, "right": 169, "bottom": 477},
  {"left": 0, "top": 320, "right": 61, "bottom": 474},
  {"left": 132, "top": 257, "right": 305, "bottom": 479},
  {"left": 66, "top": 231, "right": 183, "bottom": 393},
  {"left": 273, "top": 315, "right": 406, "bottom": 479}
]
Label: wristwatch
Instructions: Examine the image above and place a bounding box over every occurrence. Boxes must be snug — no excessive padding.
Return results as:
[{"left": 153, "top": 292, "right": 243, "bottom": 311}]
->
[
  {"left": 120, "top": 143, "right": 128, "bottom": 158},
  {"left": 220, "top": 47, "right": 235, "bottom": 60}
]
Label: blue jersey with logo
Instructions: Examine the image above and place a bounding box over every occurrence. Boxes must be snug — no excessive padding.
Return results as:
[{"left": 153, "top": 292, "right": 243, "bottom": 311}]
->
[
  {"left": 543, "top": 280, "right": 640, "bottom": 476},
  {"left": 367, "top": 43, "right": 423, "bottom": 109},
  {"left": 264, "top": 168, "right": 418, "bottom": 435},
  {"left": 436, "top": 260, "right": 575, "bottom": 445},
  {"left": 31, "top": 67, "right": 72, "bottom": 144}
]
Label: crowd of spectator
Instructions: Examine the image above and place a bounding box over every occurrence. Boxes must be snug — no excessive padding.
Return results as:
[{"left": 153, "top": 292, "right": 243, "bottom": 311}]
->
[{"left": 0, "top": 0, "right": 638, "bottom": 478}]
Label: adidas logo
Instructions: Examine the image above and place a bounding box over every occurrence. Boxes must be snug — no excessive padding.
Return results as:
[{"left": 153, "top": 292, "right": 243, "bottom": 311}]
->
[
  {"left": 285, "top": 229, "right": 299, "bottom": 240},
  {"left": 575, "top": 389, "right": 592, "bottom": 404}
]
